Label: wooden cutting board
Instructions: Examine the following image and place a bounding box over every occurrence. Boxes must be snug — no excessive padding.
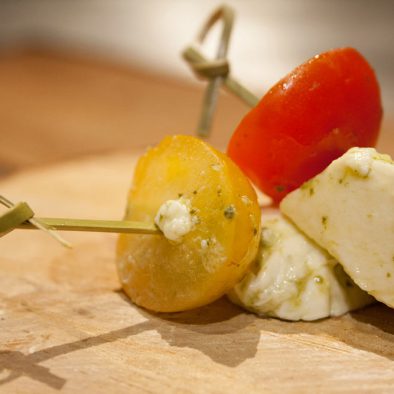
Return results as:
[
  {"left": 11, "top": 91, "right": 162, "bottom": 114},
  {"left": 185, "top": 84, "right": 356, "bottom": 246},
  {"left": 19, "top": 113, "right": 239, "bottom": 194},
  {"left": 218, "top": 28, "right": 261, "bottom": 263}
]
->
[{"left": 0, "top": 151, "right": 393, "bottom": 394}]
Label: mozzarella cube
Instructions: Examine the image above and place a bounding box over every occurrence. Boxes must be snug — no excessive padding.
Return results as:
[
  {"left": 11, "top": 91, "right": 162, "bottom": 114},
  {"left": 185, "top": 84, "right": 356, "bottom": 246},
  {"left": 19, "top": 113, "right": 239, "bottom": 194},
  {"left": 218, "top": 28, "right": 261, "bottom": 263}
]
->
[
  {"left": 229, "top": 211, "right": 373, "bottom": 321},
  {"left": 281, "top": 147, "right": 394, "bottom": 308}
]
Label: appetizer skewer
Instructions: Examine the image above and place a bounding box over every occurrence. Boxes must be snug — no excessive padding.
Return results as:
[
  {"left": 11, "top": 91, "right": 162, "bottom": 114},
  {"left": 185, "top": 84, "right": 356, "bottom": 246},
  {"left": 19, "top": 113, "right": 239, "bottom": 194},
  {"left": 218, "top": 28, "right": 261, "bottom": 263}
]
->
[{"left": 1, "top": 5, "right": 391, "bottom": 321}]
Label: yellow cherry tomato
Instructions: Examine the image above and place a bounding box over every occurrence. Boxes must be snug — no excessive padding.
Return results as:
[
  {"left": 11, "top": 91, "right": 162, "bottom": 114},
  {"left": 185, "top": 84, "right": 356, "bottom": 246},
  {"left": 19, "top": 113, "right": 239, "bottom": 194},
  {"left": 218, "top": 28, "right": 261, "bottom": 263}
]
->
[{"left": 116, "top": 135, "right": 261, "bottom": 312}]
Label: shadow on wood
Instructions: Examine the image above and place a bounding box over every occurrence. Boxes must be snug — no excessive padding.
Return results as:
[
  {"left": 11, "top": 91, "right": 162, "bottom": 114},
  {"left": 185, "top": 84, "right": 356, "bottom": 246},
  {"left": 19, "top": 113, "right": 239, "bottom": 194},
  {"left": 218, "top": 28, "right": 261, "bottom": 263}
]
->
[
  {"left": 260, "top": 303, "right": 394, "bottom": 362},
  {"left": 0, "top": 295, "right": 260, "bottom": 390}
]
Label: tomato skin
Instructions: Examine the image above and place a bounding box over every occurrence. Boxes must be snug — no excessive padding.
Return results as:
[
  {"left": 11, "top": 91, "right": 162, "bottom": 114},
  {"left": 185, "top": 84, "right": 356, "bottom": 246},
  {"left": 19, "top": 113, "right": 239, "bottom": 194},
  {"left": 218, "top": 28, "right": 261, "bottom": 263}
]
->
[{"left": 228, "top": 47, "right": 382, "bottom": 203}]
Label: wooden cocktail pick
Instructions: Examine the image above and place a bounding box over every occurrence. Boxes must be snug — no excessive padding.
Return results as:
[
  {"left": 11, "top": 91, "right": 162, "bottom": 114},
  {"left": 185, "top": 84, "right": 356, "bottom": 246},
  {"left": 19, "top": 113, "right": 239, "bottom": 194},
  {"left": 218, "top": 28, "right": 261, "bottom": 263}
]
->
[
  {"left": 182, "top": 5, "right": 259, "bottom": 138},
  {"left": 0, "top": 195, "right": 159, "bottom": 248}
]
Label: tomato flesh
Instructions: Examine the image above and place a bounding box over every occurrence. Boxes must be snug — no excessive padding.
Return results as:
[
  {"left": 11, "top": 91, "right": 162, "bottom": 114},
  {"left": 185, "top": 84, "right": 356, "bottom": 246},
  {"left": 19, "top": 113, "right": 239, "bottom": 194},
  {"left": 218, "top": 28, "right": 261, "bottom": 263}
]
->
[{"left": 228, "top": 47, "right": 382, "bottom": 203}]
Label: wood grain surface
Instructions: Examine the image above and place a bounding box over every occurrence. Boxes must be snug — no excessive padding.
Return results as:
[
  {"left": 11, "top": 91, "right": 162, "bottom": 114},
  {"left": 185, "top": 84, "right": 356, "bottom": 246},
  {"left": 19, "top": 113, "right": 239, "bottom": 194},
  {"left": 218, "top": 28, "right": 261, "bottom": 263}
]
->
[
  {"left": 0, "top": 151, "right": 394, "bottom": 394},
  {"left": 0, "top": 48, "right": 394, "bottom": 393}
]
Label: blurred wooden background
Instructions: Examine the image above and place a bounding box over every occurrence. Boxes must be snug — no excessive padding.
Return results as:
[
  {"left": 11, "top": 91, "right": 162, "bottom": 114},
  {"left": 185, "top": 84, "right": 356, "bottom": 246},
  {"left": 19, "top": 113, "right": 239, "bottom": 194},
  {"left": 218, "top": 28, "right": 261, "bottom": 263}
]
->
[
  {"left": 0, "top": 0, "right": 393, "bottom": 177},
  {"left": 0, "top": 47, "right": 393, "bottom": 178},
  {"left": 0, "top": 48, "right": 252, "bottom": 177}
]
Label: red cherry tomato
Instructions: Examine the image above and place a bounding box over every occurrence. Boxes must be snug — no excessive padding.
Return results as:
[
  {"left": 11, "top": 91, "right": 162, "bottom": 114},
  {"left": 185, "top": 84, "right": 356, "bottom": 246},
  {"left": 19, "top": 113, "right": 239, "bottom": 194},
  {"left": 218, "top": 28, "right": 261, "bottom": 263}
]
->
[{"left": 228, "top": 47, "right": 382, "bottom": 204}]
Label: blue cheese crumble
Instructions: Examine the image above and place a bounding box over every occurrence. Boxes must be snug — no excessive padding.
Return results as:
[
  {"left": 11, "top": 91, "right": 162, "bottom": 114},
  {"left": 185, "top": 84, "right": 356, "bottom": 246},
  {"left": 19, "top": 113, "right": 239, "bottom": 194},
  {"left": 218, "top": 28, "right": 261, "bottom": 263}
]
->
[{"left": 155, "top": 198, "right": 195, "bottom": 242}]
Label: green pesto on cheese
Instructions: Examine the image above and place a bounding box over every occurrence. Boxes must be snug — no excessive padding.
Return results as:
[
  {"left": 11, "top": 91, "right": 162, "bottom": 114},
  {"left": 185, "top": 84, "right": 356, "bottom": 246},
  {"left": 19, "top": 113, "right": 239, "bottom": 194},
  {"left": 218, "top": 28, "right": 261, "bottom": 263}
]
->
[
  {"left": 281, "top": 147, "right": 394, "bottom": 308},
  {"left": 228, "top": 210, "right": 373, "bottom": 321}
]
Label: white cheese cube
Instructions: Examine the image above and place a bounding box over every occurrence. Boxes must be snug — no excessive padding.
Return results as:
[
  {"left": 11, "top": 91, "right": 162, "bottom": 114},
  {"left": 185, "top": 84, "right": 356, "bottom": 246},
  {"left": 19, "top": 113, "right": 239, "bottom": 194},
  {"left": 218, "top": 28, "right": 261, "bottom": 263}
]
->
[
  {"left": 281, "top": 147, "right": 394, "bottom": 308},
  {"left": 228, "top": 211, "right": 373, "bottom": 321}
]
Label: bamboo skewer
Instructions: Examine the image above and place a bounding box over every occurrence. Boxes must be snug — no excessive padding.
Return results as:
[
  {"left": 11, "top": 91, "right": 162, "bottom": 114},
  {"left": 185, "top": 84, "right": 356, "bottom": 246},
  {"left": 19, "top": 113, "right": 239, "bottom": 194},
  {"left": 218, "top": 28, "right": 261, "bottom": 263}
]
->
[
  {"left": 182, "top": 47, "right": 259, "bottom": 108},
  {"left": 182, "top": 5, "right": 259, "bottom": 138},
  {"left": 194, "top": 5, "right": 234, "bottom": 138},
  {"left": 17, "top": 218, "right": 159, "bottom": 235},
  {"left": 0, "top": 196, "right": 160, "bottom": 248}
]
